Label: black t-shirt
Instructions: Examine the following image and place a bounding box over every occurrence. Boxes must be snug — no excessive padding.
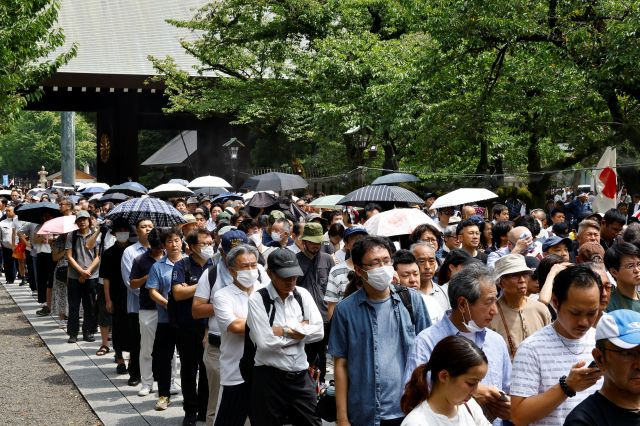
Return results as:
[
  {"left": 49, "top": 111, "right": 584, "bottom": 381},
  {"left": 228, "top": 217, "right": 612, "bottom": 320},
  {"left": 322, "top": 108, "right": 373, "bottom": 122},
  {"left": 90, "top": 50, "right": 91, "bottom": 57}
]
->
[
  {"left": 99, "top": 244, "right": 129, "bottom": 311},
  {"left": 130, "top": 250, "right": 159, "bottom": 311},
  {"left": 564, "top": 391, "right": 640, "bottom": 425}
]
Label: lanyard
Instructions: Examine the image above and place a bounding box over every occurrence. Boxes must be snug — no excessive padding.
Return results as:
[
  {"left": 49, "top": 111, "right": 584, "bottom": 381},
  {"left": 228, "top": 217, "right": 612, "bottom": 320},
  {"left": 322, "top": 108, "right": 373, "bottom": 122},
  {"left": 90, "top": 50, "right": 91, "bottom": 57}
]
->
[{"left": 497, "top": 302, "right": 518, "bottom": 359}]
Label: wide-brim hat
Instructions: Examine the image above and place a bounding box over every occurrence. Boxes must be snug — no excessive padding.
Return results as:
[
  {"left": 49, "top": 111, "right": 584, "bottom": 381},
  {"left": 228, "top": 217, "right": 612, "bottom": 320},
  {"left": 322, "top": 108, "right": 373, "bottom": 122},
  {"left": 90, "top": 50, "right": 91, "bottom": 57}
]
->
[
  {"left": 300, "top": 222, "right": 324, "bottom": 243},
  {"left": 494, "top": 254, "right": 533, "bottom": 281}
]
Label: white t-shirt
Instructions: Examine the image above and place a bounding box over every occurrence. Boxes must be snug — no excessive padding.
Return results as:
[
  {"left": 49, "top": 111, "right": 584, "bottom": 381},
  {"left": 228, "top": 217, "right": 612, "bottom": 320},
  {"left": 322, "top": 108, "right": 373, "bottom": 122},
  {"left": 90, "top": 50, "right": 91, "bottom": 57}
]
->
[
  {"left": 420, "top": 293, "right": 445, "bottom": 324},
  {"left": 213, "top": 282, "right": 264, "bottom": 386},
  {"left": 511, "top": 325, "right": 602, "bottom": 426},
  {"left": 402, "top": 398, "right": 491, "bottom": 426}
]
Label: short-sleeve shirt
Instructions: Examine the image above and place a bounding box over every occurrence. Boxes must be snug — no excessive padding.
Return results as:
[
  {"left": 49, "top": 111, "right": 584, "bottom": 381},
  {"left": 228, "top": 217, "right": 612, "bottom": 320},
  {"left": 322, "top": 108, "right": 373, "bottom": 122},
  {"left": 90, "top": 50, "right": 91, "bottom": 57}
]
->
[
  {"left": 65, "top": 230, "right": 99, "bottom": 279},
  {"left": 146, "top": 256, "right": 180, "bottom": 323},
  {"left": 510, "top": 325, "right": 602, "bottom": 426},
  {"left": 323, "top": 261, "right": 352, "bottom": 303},
  {"left": 564, "top": 391, "right": 640, "bottom": 425},
  {"left": 606, "top": 288, "right": 640, "bottom": 313},
  {"left": 0, "top": 216, "right": 18, "bottom": 248},
  {"left": 130, "top": 250, "right": 159, "bottom": 311},
  {"left": 99, "top": 243, "right": 129, "bottom": 310},
  {"left": 172, "top": 255, "right": 213, "bottom": 329},
  {"left": 402, "top": 398, "right": 491, "bottom": 426}
]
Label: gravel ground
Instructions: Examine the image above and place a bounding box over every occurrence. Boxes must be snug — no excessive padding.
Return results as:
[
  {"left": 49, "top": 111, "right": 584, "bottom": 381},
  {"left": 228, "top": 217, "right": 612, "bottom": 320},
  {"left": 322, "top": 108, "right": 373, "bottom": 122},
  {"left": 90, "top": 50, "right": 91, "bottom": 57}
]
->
[{"left": 0, "top": 284, "right": 102, "bottom": 425}]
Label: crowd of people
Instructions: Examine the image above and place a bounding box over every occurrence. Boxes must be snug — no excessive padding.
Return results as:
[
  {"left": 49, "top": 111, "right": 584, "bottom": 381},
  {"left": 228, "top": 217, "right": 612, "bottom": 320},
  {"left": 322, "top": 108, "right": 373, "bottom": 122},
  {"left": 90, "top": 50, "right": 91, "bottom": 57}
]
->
[{"left": 1, "top": 184, "right": 640, "bottom": 426}]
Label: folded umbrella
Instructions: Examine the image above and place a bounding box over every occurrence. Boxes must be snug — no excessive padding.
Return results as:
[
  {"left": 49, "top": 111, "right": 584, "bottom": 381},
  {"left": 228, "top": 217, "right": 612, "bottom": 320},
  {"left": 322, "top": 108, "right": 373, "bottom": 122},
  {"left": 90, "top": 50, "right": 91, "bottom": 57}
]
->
[
  {"left": 431, "top": 188, "right": 499, "bottom": 209},
  {"left": 337, "top": 185, "right": 424, "bottom": 207},
  {"left": 241, "top": 172, "right": 308, "bottom": 192},
  {"left": 15, "top": 202, "right": 62, "bottom": 224},
  {"left": 364, "top": 208, "right": 438, "bottom": 237},
  {"left": 37, "top": 215, "right": 78, "bottom": 235},
  {"left": 106, "top": 197, "right": 187, "bottom": 227},
  {"left": 104, "top": 182, "right": 148, "bottom": 197},
  {"left": 148, "top": 183, "right": 194, "bottom": 198}
]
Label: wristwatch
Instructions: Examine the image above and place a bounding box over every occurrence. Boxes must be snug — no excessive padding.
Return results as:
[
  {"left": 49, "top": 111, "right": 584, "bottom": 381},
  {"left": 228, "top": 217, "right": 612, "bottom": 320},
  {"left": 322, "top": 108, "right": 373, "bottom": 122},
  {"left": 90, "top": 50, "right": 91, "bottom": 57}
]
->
[
  {"left": 559, "top": 375, "right": 576, "bottom": 397},
  {"left": 283, "top": 327, "right": 289, "bottom": 339}
]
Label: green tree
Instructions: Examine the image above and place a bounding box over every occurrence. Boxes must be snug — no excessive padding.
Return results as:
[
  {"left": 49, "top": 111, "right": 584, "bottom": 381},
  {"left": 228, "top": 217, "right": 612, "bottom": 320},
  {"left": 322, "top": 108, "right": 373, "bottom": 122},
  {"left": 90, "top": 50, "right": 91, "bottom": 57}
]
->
[
  {"left": 0, "top": 111, "right": 95, "bottom": 177},
  {"left": 0, "top": 1, "right": 76, "bottom": 131}
]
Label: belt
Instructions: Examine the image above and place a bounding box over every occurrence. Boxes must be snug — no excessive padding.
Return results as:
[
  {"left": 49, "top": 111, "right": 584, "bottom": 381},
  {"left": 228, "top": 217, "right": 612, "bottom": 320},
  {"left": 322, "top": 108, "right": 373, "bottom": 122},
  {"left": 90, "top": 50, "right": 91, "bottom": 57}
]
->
[
  {"left": 208, "top": 334, "right": 221, "bottom": 347},
  {"left": 263, "top": 366, "right": 306, "bottom": 380}
]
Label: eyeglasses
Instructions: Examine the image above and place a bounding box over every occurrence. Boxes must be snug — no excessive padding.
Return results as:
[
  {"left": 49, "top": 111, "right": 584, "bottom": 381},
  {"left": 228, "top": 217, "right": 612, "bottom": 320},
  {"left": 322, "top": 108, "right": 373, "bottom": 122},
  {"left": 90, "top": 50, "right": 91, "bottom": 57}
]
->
[
  {"left": 361, "top": 258, "right": 392, "bottom": 269},
  {"left": 622, "top": 262, "right": 640, "bottom": 271},
  {"left": 420, "top": 238, "right": 438, "bottom": 245},
  {"left": 603, "top": 347, "right": 640, "bottom": 360}
]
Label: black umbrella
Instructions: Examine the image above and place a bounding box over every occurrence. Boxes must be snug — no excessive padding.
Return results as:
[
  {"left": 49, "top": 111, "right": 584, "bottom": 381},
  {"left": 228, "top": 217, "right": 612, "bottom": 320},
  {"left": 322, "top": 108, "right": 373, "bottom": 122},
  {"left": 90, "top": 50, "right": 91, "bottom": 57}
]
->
[
  {"left": 371, "top": 172, "right": 420, "bottom": 185},
  {"left": 337, "top": 185, "right": 424, "bottom": 207},
  {"left": 241, "top": 172, "right": 308, "bottom": 192},
  {"left": 104, "top": 182, "right": 148, "bottom": 197},
  {"left": 246, "top": 192, "right": 278, "bottom": 208},
  {"left": 100, "top": 192, "right": 130, "bottom": 204},
  {"left": 15, "top": 202, "right": 62, "bottom": 224}
]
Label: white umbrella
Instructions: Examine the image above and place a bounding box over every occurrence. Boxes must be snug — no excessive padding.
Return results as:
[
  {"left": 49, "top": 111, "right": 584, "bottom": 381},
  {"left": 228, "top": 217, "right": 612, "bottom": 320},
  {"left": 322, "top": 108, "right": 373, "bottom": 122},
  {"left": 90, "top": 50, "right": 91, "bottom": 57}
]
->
[
  {"left": 431, "top": 188, "right": 499, "bottom": 209},
  {"left": 77, "top": 182, "right": 110, "bottom": 192},
  {"left": 148, "top": 183, "right": 194, "bottom": 198},
  {"left": 187, "top": 175, "right": 232, "bottom": 189},
  {"left": 364, "top": 208, "right": 439, "bottom": 237}
]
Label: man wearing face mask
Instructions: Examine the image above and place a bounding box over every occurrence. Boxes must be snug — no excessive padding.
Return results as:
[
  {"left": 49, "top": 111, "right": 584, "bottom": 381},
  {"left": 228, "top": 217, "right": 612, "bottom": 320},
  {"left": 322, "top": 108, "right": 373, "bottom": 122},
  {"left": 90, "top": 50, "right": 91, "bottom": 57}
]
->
[
  {"left": 296, "top": 222, "right": 335, "bottom": 383},
  {"left": 403, "top": 263, "right": 512, "bottom": 424},
  {"left": 266, "top": 218, "right": 295, "bottom": 250},
  {"left": 171, "top": 229, "right": 213, "bottom": 426},
  {"left": 193, "top": 229, "right": 271, "bottom": 426},
  {"left": 212, "top": 244, "right": 264, "bottom": 425},
  {"left": 329, "top": 236, "right": 430, "bottom": 426}
]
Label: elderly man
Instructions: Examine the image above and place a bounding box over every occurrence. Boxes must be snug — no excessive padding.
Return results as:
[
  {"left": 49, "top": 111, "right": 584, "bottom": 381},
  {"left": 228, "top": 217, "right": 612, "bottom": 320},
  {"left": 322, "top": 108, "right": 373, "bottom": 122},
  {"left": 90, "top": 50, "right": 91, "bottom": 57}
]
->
[
  {"left": 247, "top": 248, "right": 324, "bottom": 426},
  {"left": 489, "top": 254, "right": 551, "bottom": 359},
  {"left": 403, "top": 262, "right": 511, "bottom": 424},
  {"left": 394, "top": 249, "right": 444, "bottom": 324},
  {"left": 510, "top": 264, "right": 604, "bottom": 426},
  {"left": 410, "top": 242, "right": 450, "bottom": 312},
  {"left": 487, "top": 225, "right": 535, "bottom": 268},
  {"left": 330, "top": 236, "right": 430, "bottom": 425},
  {"left": 565, "top": 309, "right": 640, "bottom": 424}
]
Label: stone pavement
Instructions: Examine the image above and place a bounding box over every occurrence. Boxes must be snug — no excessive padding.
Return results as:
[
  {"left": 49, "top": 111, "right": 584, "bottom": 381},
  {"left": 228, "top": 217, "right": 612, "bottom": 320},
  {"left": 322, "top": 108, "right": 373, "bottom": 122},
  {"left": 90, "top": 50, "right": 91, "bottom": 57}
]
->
[{"left": 2, "top": 279, "right": 193, "bottom": 426}]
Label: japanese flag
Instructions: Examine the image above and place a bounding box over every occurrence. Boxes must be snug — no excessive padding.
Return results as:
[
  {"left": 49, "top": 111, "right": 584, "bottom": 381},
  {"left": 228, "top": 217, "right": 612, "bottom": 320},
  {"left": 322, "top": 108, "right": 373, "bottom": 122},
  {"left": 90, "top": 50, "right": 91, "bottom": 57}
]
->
[{"left": 592, "top": 147, "right": 617, "bottom": 213}]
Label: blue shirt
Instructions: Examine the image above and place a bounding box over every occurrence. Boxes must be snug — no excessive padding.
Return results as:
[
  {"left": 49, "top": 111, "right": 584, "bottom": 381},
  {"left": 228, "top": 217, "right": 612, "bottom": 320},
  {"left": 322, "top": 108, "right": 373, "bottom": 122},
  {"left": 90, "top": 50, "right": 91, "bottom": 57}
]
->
[
  {"left": 403, "top": 310, "right": 511, "bottom": 392},
  {"left": 328, "top": 286, "right": 430, "bottom": 426},
  {"left": 121, "top": 242, "right": 147, "bottom": 313},
  {"left": 146, "top": 256, "right": 179, "bottom": 324}
]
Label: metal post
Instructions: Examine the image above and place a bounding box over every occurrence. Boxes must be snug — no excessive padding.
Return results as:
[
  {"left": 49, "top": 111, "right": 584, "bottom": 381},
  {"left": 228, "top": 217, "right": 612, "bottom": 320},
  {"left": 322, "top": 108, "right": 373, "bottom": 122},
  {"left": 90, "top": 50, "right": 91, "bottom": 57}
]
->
[{"left": 60, "top": 111, "right": 76, "bottom": 186}]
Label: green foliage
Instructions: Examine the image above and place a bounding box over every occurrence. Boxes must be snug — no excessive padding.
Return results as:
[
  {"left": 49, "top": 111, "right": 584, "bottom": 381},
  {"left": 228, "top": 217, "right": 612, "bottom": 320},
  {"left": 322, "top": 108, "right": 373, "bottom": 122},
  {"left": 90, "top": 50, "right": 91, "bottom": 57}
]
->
[
  {"left": 0, "top": 1, "right": 76, "bottom": 132},
  {"left": 0, "top": 111, "right": 95, "bottom": 177}
]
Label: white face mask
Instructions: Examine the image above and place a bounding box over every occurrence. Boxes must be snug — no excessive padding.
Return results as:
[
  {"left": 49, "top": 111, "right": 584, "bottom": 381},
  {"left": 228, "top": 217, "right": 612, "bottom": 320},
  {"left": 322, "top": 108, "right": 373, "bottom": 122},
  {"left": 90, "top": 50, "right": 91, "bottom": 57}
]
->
[
  {"left": 364, "top": 265, "right": 394, "bottom": 291},
  {"left": 271, "top": 231, "right": 282, "bottom": 242},
  {"left": 201, "top": 245, "right": 215, "bottom": 260},
  {"left": 460, "top": 302, "right": 485, "bottom": 333},
  {"left": 249, "top": 233, "right": 262, "bottom": 247},
  {"left": 236, "top": 269, "right": 259, "bottom": 288},
  {"left": 115, "top": 232, "right": 129, "bottom": 243}
]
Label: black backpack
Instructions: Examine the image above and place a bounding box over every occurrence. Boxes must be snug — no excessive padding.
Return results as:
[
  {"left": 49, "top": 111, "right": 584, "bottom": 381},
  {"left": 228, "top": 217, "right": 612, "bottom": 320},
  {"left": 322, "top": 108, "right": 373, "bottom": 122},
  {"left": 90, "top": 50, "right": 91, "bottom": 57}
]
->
[
  {"left": 393, "top": 285, "right": 416, "bottom": 325},
  {"left": 239, "top": 287, "right": 304, "bottom": 384}
]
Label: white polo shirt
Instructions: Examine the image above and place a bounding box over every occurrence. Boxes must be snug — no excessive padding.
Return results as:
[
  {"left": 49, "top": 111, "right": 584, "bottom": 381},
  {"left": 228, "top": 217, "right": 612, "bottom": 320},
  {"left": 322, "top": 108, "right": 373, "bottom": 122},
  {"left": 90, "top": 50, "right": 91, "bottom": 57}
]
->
[{"left": 213, "top": 282, "right": 265, "bottom": 386}]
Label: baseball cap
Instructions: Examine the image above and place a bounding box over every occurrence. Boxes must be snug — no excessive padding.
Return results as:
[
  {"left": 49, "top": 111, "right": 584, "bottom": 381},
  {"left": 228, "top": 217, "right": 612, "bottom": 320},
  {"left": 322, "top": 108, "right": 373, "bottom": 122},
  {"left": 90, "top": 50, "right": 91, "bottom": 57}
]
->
[
  {"left": 542, "top": 236, "right": 572, "bottom": 252},
  {"left": 596, "top": 309, "right": 640, "bottom": 349},
  {"left": 221, "top": 229, "right": 249, "bottom": 253},
  {"left": 267, "top": 248, "right": 303, "bottom": 278},
  {"left": 186, "top": 197, "right": 198, "bottom": 205},
  {"left": 217, "top": 225, "right": 237, "bottom": 236},
  {"left": 75, "top": 210, "right": 90, "bottom": 221},
  {"left": 344, "top": 226, "right": 368, "bottom": 240},
  {"left": 269, "top": 210, "right": 285, "bottom": 223},
  {"left": 217, "top": 211, "right": 232, "bottom": 222},
  {"left": 494, "top": 254, "right": 533, "bottom": 281},
  {"left": 300, "top": 222, "right": 324, "bottom": 243},
  {"left": 306, "top": 213, "right": 325, "bottom": 223}
]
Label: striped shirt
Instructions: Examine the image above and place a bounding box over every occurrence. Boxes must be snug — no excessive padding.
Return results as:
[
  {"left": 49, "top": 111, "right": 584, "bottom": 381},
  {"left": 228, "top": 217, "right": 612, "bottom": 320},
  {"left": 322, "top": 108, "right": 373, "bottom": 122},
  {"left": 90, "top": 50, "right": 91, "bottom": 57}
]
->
[{"left": 324, "top": 261, "right": 353, "bottom": 303}]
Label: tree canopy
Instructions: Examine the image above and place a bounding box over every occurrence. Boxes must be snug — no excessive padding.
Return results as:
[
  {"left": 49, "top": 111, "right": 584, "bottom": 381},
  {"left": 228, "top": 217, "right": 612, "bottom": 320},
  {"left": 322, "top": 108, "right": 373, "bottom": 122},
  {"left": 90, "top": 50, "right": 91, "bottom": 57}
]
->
[
  {"left": 152, "top": 0, "right": 640, "bottom": 197},
  {"left": 0, "top": 0, "right": 76, "bottom": 132}
]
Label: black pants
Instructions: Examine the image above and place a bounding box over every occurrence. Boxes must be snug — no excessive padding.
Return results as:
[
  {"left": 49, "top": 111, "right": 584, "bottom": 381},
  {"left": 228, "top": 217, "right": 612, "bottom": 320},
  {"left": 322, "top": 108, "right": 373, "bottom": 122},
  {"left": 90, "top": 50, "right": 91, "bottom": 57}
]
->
[
  {"left": 304, "top": 321, "right": 330, "bottom": 382},
  {"left": 127, "top": 312, "right": 141, "bottom": 379},
  {"left": 2, "top": 247, "right": 15, "bottom": 283},
  {"left": 36, "top": 252, "right": 54, "bottom": 303},
  {"left": 250, "top": 366, "right": 321, "bottom": 426},
  {"left": 215, "top": 382, "right": 249, "bottom": 426},
  {"left": 112, "top": 306, "right": 128, "bottom": 358},
  {"left": 380, "top": 419, "right": 404, "bottom": 426},
  {"left": 27, "top": 251, "right": 37, "bottom": 291},
  {"left": 67, "top": 278, "right": 97, "bottom": 337},
  {"left": 175, "top": 324, "right": 208, "bottom": 417},
  {"left": 153, "top": 322, "right": 176, "bottom": 398}
]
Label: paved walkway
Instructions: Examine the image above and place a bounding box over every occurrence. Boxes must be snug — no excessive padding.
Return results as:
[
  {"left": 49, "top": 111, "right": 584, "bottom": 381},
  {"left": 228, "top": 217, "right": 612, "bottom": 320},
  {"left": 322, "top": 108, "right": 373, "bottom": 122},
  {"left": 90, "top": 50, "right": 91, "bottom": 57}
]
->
[{"left": 1, "top": 279, "right": 193, "bottom": 426}]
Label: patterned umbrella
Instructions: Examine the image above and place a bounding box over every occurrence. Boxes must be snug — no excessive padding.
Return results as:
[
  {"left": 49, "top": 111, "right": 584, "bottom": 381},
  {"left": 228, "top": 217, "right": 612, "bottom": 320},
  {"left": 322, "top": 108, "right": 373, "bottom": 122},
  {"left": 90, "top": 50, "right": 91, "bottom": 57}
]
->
[
  {"left": 337, "top": 185, "right": 424, "bottom": 207},
  {"left": 364, "top": 208, "right": 438, "bottom": 237},
  {"left": 106, "top": 197, "right": 187, "bottom": 226},
  {"left": 241, "top": 172, "right": 308, "bottom": 192}
]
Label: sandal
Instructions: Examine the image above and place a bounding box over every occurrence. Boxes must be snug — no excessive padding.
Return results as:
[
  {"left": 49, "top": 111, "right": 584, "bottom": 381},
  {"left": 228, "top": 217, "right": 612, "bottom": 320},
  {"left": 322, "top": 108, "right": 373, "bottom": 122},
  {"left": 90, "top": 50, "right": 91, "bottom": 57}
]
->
[{"left": 96, "top": 345, "right": 110, "bottom": 356}]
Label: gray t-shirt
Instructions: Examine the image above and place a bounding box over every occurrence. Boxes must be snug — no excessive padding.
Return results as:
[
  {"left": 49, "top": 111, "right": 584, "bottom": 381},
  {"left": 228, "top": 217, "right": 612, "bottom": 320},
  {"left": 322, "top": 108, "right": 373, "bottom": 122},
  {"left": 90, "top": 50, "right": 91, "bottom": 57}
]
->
[
  {"left": 65, "top": 230, "right": 100, "bottom": 280},
  {"left": 296, "top": 251, "right": 335, "bottom": 322}
]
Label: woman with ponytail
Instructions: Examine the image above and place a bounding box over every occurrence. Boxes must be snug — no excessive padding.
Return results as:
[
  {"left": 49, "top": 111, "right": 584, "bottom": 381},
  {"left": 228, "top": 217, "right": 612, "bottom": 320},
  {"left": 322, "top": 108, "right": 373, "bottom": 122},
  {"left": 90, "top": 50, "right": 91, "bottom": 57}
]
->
[{"left": 401, "top": 336, "right": 491, "bottom": 425}]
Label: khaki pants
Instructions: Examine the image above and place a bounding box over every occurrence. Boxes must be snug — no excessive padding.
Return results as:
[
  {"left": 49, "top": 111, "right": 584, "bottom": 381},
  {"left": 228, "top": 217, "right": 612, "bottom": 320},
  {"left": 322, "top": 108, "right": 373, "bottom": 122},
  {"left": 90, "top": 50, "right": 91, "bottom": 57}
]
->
[{"left": 203, "top": 340, "right": 221, "bottom": 426}]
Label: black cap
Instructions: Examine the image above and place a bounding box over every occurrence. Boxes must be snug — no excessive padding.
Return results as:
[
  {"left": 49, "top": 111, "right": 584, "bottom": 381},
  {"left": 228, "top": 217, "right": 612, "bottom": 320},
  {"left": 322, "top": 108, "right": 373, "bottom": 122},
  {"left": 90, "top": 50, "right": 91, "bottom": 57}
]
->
[{"left": 267, "top": 248, "right": 303, "bottom": 278}]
